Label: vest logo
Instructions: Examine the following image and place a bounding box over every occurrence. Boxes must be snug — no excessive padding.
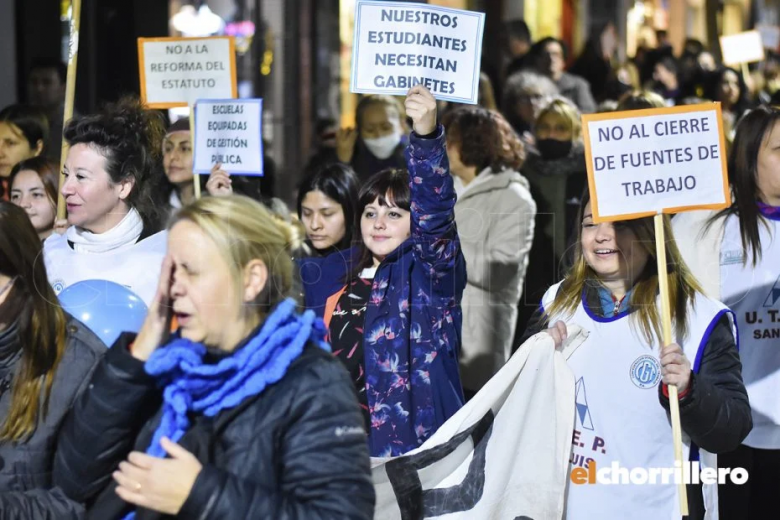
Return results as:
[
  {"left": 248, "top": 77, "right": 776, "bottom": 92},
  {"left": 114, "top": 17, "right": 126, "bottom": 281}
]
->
[
  {"left": 575, "top": 377, "right": 594, "bottom": 431},
  {"left": 630, "top": 355, "right": 661, "bottom": 389},
  {"left": 52, "top": 279, "right": 65, "bottom": 294},
  {"left": 763, "top": 275, "right": 780, "bottom": 308},
  {"left": 720, "top": 249, "right": 745, "bottom": 266}
]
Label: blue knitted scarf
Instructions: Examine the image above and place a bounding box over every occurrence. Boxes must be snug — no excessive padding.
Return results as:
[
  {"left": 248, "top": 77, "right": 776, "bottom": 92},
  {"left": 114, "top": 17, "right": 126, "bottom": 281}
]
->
[{"left": 123, "top": 298, "right": 329, "bottom": 519}]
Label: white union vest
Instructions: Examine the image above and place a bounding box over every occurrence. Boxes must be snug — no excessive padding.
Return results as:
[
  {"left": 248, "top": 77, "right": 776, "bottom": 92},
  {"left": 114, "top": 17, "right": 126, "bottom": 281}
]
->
[
  {"left": 43, "top": 230, "right": 168, "bottom": 306},
  {"left": 542, "top": 282, "right": 733, "bottom": 520},
  {"left": 720, "top": 215, "right": 780, "bottom": 449}
]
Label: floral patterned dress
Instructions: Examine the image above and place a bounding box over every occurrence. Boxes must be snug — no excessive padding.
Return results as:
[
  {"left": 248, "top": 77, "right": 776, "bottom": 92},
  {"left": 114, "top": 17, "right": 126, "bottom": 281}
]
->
[{"left": 329, "top": 274, "right": 373, "bottom": 430}]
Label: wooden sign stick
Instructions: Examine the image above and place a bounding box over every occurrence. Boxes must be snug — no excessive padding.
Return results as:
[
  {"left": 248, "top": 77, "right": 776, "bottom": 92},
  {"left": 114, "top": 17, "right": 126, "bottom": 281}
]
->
[
  {"left": 57, "top": 0, "right": 82, "bottom": 220},
  {"left": 655, "top": 212, "right": 688, "bottom": 516}
]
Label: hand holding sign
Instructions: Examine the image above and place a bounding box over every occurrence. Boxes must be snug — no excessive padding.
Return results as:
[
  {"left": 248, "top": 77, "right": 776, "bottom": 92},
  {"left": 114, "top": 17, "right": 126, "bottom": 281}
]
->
[
  {"left": 405, "top": 85, "right": 437, "bottom": 136},
  {"left": 660, "top": 343, "right": 692, "bottom": 394},
  {"left": 206, "top": 163, "right": 232, "bottom": 197}
]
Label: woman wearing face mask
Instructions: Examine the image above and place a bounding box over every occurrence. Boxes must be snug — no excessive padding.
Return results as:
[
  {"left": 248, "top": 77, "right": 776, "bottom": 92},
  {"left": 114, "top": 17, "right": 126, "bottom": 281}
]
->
[
  {"left": 520, "top": 191, "right": 751, "bottom": 519},
  {"left": 336, "top": 95, "right": 408, "bottom": 183},
  {"left": 442, "top": 106, "right": 536, "bottom": 396},
  {"left": 672, "top": 105, "right": 780, "bottom": 518},
  {"left": 0, "top": 202, "right": 105, "bottom": 518},
  {"left": 519, "top": 98, "right": 587, "bottom": 333},
  {"left": 53, "top": 195, "right": 375, "bottom": 519},
  {"left": 0, "top": 105, "right": 48, "bottom": 200},
  {"left": 9, "top": 156, "right": 58, "bottom": 240},
  {"left": 296, "top": 163, "right": 360, "bottom": 255},
  {"left": 43, "top": 98, "right": 168, "bottom": 306},
  {"left": 300, "top": 86, "right": 466, "bottom": 456}
]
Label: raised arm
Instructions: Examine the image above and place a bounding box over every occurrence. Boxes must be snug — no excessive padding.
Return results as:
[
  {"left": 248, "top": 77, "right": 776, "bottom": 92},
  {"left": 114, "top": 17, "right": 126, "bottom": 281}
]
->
[{"left": 404, "top": 86, "right": 464, "bottom": 298}]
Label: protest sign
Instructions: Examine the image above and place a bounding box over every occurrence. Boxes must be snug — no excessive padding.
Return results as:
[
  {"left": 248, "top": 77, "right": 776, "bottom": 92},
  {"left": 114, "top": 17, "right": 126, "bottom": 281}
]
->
[
  {"left": 193, "top": 99, "right": 263, "bottom": 175},
  {"left": 582, "top": 104, "right": 729, "bottom": 223},
  {"left": 720, "top": 30, "right": 766, "bottom": 67},
  {"left": 137, "top": 36, "right": 237, "bottom": 108},
  {"left": 350, "top": 0, "right": 485, "bottom": 104}
]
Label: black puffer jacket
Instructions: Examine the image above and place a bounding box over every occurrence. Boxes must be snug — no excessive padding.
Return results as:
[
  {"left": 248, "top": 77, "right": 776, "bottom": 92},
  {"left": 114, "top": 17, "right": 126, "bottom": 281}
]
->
[
  {"left": 0, "top": 316, "right": 105, "bottom": 519},
  {"left": 53, "top": 336, "right": 375, "bottom": 520}
]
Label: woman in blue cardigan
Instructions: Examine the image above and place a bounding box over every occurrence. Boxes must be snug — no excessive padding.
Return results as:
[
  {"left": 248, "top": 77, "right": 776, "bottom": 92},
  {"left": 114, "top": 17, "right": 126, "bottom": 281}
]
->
[{"left": 298, "top": 85, "right": 466, "bottom": 457}]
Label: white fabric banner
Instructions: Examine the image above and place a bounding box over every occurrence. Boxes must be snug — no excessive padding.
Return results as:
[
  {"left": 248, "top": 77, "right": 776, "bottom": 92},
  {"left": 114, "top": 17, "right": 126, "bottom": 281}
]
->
[{"left": 371, "top": 328, "right": 584, "bottom": 520}]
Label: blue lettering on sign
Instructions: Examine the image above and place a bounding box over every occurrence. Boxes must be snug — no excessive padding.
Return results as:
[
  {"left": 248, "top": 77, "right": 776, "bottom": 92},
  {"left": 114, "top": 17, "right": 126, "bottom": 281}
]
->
[{"left": 630, "top": 355, "right": 661, "bottom": 389}]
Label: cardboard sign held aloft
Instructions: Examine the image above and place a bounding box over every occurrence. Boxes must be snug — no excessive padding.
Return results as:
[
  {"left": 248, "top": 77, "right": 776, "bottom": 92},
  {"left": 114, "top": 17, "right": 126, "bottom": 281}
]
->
[
  {"left": 350, "top": 0, "right": 485, "bottom": 104},
  {"left": 193, "top": 99, "right": 263, "bottom": 176},
  {"left": 582, "top": 104, "right": 730, "bottom": 223},
  {"left": 720, "top": 31, "right": 766, "bottom": 67},
  {"left": 138, "top": 36, "right": 237, "bottom": 108}
]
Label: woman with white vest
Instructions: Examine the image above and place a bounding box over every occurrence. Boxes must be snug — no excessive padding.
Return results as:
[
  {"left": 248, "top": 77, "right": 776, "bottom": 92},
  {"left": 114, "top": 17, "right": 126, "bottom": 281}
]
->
[
  {"left": 521, "top": 189, "right": 751, "bottom": 519},
  {"left": 673, "top": 105, "right": 780, "bottom": 519},
  {"left": 44, "top": 98, "right": 168, "bottom": 305},
  {"left": 441, "top": 106, "right": 536, "bottom": 396}
]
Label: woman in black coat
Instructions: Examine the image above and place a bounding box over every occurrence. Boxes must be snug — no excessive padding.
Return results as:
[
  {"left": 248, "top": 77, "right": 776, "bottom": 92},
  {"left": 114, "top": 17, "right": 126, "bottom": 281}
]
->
[
  {"left": 53, "top": 195, "right": 375, "bottom": 520},
  {"left": 0, "top": 202, "right": 105, "bottom": 518}
]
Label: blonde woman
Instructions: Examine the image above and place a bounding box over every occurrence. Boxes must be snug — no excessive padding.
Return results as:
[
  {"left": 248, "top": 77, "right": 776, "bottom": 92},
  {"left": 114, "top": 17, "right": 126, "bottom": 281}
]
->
[
  {"left": 519, "top": 98, "right": 587, "bottom": 333},
  {"left": 520, "top": 190, "right": 751, "bottom": 519},
  {"left": 54, "top": 195, "right": 375, "bottom": 519},
  {"left": 336, "top": 94, "right": 408, "bottom": 182}
]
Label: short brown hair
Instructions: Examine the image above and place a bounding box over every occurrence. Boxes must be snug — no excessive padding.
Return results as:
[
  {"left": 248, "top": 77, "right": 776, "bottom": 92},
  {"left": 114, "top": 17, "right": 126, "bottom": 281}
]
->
[{"left": 442, "top": 107, "right": 525, "bottom": 172}]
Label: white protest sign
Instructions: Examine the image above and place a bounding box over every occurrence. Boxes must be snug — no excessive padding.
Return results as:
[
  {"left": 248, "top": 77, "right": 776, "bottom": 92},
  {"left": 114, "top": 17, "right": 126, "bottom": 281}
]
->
[
  {"left": 720, "top": 31, "right": 766, "bottom": 66},
  {"left": 582, "top": 104, "right": 730, "bottom": 222},
  {"left": 350, "top": 0, "right": 485, "bottom": 104},
  {"left": 193, "top": 99, "right": 263, "bottom": 175},
  {"left": 138, "top": 36, "right": 237, "bottom": 108},
  {"left": 757, "top": 24, "right": 780, "bottom": 52}
]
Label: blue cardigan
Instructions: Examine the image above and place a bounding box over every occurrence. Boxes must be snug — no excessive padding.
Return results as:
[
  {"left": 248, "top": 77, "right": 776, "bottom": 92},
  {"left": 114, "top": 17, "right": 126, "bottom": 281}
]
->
[{"left": 297, "top": 126, "right": 466, "bottom": 456}]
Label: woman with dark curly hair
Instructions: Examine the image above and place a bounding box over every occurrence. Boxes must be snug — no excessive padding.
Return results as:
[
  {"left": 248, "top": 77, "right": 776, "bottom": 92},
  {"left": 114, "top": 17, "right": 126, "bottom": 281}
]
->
[
  {"left": 442, "top": 107, "right": 536, "bottom": 395},
  {"left": 43, "top": 98, "right": 168, "bottom": 305}
]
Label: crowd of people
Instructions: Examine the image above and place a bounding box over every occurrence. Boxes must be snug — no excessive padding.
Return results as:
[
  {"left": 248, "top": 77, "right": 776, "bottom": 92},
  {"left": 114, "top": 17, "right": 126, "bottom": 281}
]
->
[{"left": 0, "top": 20, "right": 777, "bottom": 520}]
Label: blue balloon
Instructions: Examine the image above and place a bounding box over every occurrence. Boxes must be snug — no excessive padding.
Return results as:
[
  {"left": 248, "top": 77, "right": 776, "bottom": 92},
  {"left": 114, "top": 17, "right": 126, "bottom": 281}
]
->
[{"left": 57, "top": 280, "right": 148, "bottom": 348}]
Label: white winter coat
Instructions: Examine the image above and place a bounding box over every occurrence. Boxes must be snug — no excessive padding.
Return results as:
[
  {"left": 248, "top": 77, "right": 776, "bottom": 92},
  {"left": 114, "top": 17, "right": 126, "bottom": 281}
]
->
[{"left": 454, "top": 167, "right": 536, "bottom": 391}]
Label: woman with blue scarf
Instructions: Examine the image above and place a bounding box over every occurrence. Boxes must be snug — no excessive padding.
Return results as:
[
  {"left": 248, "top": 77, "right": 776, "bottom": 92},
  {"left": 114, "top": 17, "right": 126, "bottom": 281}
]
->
[{"left": 53, "top": 195, "right": 375, "bottom": 519}]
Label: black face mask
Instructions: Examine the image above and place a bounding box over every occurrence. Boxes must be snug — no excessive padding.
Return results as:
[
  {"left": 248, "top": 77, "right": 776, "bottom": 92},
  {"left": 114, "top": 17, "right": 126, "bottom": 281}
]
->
[{"left": 536, "top": 138, "right": 573, "bottom": 160}]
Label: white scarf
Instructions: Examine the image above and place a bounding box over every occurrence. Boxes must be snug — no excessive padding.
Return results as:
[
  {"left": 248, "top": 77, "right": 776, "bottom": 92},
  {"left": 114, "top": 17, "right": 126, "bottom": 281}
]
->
[{"left": 66, "top": 208, "right": 144, "bottom": 254}]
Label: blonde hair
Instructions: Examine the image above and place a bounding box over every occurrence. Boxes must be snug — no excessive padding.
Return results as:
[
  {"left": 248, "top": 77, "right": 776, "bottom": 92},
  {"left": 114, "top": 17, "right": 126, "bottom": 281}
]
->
[
  {"left": 170, "top": 195, "right": 294, "bottom": 317},
  {"left": 536, "top": 98, "right": 583, "bottom": 140},
  {"left": 617, "top": 90, "right": 666, "bottom": 110},
  {"left": 544, "top": 191, "right": 704, "bottom": 345},
  {"left": 355, "top": 94, "right": 407, "bottom": 132}
]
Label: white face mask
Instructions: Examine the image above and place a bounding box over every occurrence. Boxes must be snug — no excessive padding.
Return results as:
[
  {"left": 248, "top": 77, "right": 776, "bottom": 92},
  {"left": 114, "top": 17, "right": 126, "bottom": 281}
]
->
[{"left": 363, "top": 133, "right": 402, "bottom": 159}]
